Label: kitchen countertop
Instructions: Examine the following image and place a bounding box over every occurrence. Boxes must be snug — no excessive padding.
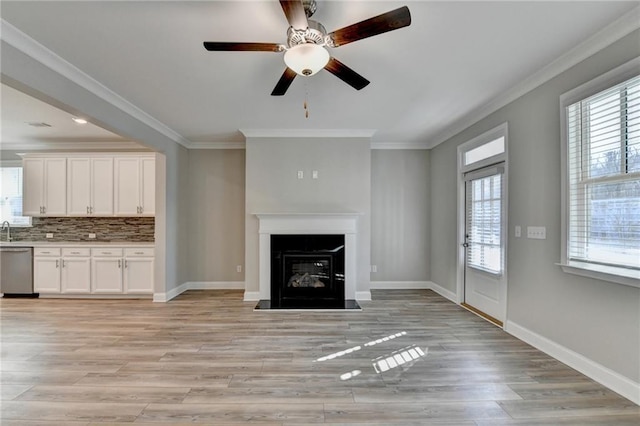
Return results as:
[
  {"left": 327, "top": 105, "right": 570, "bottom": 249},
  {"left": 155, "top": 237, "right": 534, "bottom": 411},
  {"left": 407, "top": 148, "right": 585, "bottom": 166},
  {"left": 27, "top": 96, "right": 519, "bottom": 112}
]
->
[{"left": 0, "top": 241, "right": 155, "bottom": 248}]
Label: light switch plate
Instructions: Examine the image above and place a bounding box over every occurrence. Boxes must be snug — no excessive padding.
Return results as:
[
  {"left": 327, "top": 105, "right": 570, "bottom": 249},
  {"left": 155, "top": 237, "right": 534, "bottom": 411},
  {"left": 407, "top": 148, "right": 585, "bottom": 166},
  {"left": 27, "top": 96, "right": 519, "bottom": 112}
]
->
[
  {"left": 297, "top": 170, "right": 304, "bottom": 179},
  {"left": 527, "top": 226, "right": 546, "bottom": 239},
  {"left": 312, "top": 170, "right": 318, "bottom": 179},
  {"left": 515, "top": 226, "right": 521, "bottom": 238}
]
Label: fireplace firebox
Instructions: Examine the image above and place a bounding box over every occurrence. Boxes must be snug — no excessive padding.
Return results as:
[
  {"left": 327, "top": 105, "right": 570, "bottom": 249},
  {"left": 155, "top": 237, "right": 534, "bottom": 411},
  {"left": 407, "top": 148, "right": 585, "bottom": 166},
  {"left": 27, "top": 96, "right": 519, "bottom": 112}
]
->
[{"left": 270, "top": 234, "right": 345, "bottom": 308}]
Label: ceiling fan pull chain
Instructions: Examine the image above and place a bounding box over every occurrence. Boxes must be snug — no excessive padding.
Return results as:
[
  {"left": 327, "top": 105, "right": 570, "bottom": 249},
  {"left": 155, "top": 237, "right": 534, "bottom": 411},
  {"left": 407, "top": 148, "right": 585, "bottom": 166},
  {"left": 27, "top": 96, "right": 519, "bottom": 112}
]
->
[{"left": 304, "top": 80, "right": 310, "bottom": 118}]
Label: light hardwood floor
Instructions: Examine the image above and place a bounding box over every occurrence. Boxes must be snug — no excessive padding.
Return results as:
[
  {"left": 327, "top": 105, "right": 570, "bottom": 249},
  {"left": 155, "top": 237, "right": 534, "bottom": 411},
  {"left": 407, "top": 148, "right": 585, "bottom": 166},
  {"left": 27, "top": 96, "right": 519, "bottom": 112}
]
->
[{"left": 1, "top": 289, "right": 638, "bottom": 425}]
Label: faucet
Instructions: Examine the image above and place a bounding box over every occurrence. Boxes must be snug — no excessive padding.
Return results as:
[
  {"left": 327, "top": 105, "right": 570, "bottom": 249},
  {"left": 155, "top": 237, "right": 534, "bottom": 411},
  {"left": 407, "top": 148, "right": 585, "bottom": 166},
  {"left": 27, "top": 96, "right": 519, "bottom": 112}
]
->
[{"left": 1, "top": 221, "right": 11, "bottom": 242}]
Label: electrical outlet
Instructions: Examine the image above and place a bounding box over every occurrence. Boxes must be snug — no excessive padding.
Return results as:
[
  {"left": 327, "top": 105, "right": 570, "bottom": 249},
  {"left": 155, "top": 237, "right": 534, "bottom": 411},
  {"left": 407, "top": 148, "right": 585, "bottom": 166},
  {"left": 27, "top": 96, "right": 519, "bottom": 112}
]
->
[
  {"left": 297, "top": 170, "right": 304, "bottom": 179},
  {"left": 371, "top": 265, "right": 377, "bottom": 273},
  {"left": 46, "top": 233, "right": 54, "bottom": 239},
  {"left": 527, "top": 226, "right": 546, "bottom": 239},
  {"left": 88, "top": 233, "right": 96, "bottom": 239},
  {"left": 515, "top": 226, "right": 521, "bottom": 238},
  {"left": 312, "top": 170, "right": 318, "bottom": 179},
  {"left": 236, "top": 265, "right": 242, "bottom": 273}
]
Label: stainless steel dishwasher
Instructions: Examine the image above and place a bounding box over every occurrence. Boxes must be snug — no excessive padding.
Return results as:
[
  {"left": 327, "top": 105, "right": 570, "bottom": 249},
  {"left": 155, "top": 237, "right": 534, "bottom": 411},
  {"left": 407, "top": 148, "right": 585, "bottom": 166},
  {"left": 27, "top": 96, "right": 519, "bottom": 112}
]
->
[{"left": 0, "top": 247, "right": 36, "bottom": 297}]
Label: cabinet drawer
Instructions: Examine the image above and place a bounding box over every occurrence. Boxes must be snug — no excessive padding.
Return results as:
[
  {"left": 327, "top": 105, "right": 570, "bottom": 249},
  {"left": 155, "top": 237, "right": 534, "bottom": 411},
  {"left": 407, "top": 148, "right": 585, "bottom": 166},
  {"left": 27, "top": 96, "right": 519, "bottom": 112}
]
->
[
  {"left": 124, "top": 248, "right": 154, "bottom": 257},
  {"left": 62, "top": 248, "right": 91, "bottom": 257},
  {"left": 92, "top": 248, "right": 123, "bottom": 257},
  {"left": 34, "top": 247, "right": 61, "bottom": 257}
]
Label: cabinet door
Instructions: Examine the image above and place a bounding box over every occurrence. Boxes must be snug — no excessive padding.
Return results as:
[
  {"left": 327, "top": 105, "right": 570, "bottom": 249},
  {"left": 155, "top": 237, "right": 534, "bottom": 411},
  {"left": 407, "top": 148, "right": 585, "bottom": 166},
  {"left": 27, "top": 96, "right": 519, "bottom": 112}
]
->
[
  {"left": 22, "top": 158, "right": 44, "bottom": 216},
  {"left": 67, "top": 158, "right": 91, "bottom": 216},
  {"left": 124, "top": 257, "right": 154, "bottom": 293},
  {"left": 43, "top": 158, "right": 67, "bottom": 216},
  {"left": 114, "top": 158, "right": 140, "bottom": 216},
  {"left": 140, "top": 158, "right": 155, "bottom": 215},
  {"left": 91, "top": 257, "right": 123, "bottom": 293},
  {"left": 91, "top": 158, "right": 114, "bottom": 215},
  {"left": 34, "top": 257, "right": 61, "bottom": 293},
  {"left": 61, "top": 258, "right": 91, "bottom": 293}
]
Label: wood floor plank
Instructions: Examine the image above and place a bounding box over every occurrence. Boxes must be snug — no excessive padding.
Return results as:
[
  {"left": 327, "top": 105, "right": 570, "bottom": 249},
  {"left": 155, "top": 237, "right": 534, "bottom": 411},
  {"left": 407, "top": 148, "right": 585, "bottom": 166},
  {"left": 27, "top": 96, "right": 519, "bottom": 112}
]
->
[
  {"left": 183, "top": 386, "right": 354, "bottom": 404},
  {"left": 75, "top": 372, "right": 231, "bottom": 388},
  {"left": 0, "top": 401, "right": 146, "bottom": 422},
  {"left": 324, "top": 401, "right": 511, "bottom": 422},
  {"left": 15, "top": 385, "right": 190, "bottom": 404},
  {"left": 352, "top": 383, "right": 522, "bottom": 403},
  {"left": 138, "top": 402, "right": 325, "bottom": 423},
  {"left": 1, "top": 289, "right": 637, "bottom": 425}
]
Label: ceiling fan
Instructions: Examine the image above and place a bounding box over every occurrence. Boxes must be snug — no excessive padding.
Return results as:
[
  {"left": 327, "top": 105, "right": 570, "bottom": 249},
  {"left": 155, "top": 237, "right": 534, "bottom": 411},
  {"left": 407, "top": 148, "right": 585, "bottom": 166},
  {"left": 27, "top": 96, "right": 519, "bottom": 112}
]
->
[{"left": 203, "top": 0, "right": 411, "bottom": 96}]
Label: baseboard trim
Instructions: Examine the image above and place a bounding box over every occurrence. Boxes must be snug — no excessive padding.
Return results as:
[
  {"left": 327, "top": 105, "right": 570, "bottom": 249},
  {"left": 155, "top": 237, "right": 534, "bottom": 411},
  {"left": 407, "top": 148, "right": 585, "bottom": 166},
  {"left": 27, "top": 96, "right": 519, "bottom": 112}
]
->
[
  {"left": 427, "top": 281, "right": 458, "bottom": 303},
  {"left": 355, "top": 291, "right": 372, "bottom": 301},
  {"left": 155, "top": 282, "right": 246, "bottom": 302},
  {"left": 243, "top": 291, "right": 261, "bottom": 302},
  {"left": 506, "top": 320, "right": 640, "bottom": 405},
  {"left": 369, "top": 281, "right": 458, "bottom": 304}
]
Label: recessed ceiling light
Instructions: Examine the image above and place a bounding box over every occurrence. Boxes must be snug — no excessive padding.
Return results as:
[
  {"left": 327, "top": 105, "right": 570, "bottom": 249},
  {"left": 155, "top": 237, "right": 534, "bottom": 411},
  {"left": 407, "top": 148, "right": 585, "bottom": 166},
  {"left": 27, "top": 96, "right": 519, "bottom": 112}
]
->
[{"left": 72, "top": 117, "right": 88, "bottom": 124}]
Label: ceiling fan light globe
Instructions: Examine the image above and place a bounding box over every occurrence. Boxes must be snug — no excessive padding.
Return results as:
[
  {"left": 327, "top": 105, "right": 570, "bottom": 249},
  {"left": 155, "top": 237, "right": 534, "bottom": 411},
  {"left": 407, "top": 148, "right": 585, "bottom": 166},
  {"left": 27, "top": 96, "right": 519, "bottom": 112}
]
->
[{"left": 284, "top": 44, "right": 329, "bottom": 77}]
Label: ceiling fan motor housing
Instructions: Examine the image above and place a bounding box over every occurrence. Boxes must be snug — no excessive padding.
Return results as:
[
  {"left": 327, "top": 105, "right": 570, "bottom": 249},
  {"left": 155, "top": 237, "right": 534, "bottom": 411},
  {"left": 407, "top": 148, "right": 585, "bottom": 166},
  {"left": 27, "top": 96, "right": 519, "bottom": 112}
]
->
[{"left": 286, "top": 20, "right": 328, "bottom": 48}]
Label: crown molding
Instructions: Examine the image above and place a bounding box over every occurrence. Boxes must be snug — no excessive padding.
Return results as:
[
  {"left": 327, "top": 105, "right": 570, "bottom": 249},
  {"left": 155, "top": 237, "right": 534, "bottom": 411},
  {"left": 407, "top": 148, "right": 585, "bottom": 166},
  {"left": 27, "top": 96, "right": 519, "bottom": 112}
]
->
[
  {"left": 371, "top": 141, "right": 430, "bottom": 150},
  {"left": 0, "top": 141, "right": 148, "bottom": 151},
  {"left": 189, "top": 141, "right": 246, "bottom": 149},
  {"left": 0, "top": 19, "right": 192, "bottom": 149},
  {"left": 240, "top": 129, "right": 376, "bottom": 139},
  {"left": 426, "top": 6, "right": 640, "bottom": 149}
]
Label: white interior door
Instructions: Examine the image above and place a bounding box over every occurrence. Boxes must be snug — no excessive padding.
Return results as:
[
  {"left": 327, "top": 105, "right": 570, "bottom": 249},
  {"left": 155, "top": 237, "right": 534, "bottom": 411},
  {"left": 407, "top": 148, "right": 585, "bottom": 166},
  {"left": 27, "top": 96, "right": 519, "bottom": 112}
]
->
[{"left": 464, "top": 165, "right": 506, "bottom": 323}]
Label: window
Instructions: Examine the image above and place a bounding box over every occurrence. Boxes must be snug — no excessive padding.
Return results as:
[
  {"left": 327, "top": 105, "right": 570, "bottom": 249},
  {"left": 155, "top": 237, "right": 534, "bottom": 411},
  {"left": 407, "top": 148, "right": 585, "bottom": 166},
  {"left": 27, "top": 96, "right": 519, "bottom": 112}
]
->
[
  {"left": 561, "top": 60, "right": 640, "bottom": 286},
  {"left": 0, "top": 166, "right": 31, "bottom": 226},
  {"left": 466, "top": 170, "right": 504, "bottom": 274}
]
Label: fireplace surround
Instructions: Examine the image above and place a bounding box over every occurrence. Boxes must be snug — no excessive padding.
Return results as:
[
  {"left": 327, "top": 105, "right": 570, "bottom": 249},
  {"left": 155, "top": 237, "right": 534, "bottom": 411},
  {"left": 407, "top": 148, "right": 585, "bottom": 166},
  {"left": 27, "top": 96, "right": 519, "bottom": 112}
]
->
[{"left": 255, "top": 213, "right": 359, "bottom": 309}]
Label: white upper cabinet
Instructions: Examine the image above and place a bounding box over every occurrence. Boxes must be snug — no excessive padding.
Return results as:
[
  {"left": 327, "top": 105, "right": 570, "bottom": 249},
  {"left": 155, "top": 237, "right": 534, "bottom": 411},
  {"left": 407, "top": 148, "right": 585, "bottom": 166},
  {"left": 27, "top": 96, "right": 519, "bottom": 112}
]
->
[
  {"left": 67, "top": 157, "right": 114, "bottom": 216},
  {"left": 23, "top": 153, "right": 153, "bottom": 218},
  {"left": 115, "top": 156, "right": 155, "bottom": 216},
  {"left": 22, "top": 157, "right": 66, "bottom": 216}
]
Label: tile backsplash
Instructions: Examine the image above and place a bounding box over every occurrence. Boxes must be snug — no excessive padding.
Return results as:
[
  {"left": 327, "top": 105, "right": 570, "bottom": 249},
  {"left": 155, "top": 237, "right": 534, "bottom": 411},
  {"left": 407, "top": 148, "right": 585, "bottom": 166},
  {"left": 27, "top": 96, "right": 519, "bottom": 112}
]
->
[{"left": 8, "top": 217, "right": 155, "bottom": 242}]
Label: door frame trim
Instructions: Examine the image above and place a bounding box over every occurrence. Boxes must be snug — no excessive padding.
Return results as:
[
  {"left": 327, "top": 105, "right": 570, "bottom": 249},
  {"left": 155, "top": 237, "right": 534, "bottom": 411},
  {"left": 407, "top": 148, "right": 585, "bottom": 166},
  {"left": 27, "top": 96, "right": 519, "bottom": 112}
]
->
[{"left": 456, "top": 122, "right": 509, "bottom": 328}]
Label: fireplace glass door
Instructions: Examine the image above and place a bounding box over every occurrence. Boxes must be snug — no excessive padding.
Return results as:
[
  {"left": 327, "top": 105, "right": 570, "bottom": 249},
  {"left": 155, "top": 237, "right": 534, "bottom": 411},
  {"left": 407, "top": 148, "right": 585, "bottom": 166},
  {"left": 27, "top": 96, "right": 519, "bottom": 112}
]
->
[{"left": 271, "top": 235, "right": 345, "bottom": 308}]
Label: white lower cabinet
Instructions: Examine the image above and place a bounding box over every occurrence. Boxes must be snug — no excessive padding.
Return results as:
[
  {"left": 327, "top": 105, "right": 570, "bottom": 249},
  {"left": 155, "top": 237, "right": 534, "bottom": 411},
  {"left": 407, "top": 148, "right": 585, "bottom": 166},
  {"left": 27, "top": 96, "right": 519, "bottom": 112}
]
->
[
  {"left": 92, "top": 251, "right": 124, "bottom": 294},
  {"left": 123, "top": 248, "right": 154, "bottom": 293},
  {"left": 61, "top": 248, "right": 91, "bottom": 293},
  {"left": 34, "top": 249, "right": 62, "bottom": 293},
  {"left": 33, "top": 246, "right": 153, "bottom": 296}
]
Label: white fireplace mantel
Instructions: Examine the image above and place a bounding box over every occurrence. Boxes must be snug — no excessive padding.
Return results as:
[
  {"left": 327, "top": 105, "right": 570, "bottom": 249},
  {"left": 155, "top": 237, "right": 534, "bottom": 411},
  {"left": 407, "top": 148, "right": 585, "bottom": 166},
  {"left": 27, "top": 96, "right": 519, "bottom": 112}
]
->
[{"left": 255, "top": 213, "right": 360, "bottom": 301}]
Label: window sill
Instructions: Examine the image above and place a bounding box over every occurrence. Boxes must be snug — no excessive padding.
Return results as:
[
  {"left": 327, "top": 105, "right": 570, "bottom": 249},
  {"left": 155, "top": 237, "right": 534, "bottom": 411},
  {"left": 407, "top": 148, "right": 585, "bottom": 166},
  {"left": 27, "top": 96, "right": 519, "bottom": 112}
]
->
[{"left": 557, "top": 261, "right": 640, "bottom": 289}]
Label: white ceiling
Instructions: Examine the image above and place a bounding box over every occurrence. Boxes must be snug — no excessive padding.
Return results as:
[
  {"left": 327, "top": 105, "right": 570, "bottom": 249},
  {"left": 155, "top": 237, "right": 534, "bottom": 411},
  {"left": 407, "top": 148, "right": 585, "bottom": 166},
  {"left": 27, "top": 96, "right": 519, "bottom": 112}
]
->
[
  {"left": 1, "top": 1, "right": 638, "bottom": 149},
  {"left": 0, "top": 84, "right": 143, "bottom": 151}
]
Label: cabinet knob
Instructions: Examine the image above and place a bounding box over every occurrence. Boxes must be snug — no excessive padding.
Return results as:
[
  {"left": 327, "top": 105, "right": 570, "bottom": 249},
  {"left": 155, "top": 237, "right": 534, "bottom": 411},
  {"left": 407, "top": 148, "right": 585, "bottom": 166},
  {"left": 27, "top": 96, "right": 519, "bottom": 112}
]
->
[
  {"left": 87, "top": 206, "right": 90, "bottom": 214},
  {"left": 118, "top": 259, "right": 121, "bottom": 268},
  {"left": 125, "top": 260, "right": 128, "bottom": 268},
  {"left": 55, "top": 260, "right": 59, "bottom": 268}
]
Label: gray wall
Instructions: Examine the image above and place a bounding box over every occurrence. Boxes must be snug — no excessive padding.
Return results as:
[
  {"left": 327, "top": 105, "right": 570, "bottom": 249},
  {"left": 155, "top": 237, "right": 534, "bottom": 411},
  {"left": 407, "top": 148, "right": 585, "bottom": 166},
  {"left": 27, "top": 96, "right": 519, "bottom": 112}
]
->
[
  {"left": 429, "top": 30, "right": 640, "bottom": 382},
  {"left": 188, "top": 149, "right": 245, "bottom": 282},
  {"left": 244, "top": 136, "right": 371, "bottom": 295},
  {"left": 371, "top": 149, "right": 430, "bottom": 283}
]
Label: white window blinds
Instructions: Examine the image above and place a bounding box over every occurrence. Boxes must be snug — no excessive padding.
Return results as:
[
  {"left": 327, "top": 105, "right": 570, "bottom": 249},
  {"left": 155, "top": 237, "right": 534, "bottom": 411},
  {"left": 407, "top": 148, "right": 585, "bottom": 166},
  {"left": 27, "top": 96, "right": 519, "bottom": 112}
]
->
[
  {"left": 566, "top": 75, "right": 640, "bottom": 270},
  {"left": 466, "top": 170, "right": 504, "bottom": 275}
]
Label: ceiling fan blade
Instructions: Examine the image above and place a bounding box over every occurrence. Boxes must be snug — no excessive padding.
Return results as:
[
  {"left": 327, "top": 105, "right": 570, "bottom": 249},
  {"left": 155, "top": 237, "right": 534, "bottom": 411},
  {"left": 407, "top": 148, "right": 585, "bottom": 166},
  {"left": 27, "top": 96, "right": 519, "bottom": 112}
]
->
[
  {"left": 279, "top": 0, "right": 308, "bottom": 30},
  {"left": 203, "top": 42, "right": 282, "bottom": 52},
  {"left": 271, "top": 68, "right": 298, "bottom": 96},
  {"left": 328, "top": 6, "right": 411, "bottom": 47},
  {"left": 324, "top": 57, "right": 370, "bottom": 91}
]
